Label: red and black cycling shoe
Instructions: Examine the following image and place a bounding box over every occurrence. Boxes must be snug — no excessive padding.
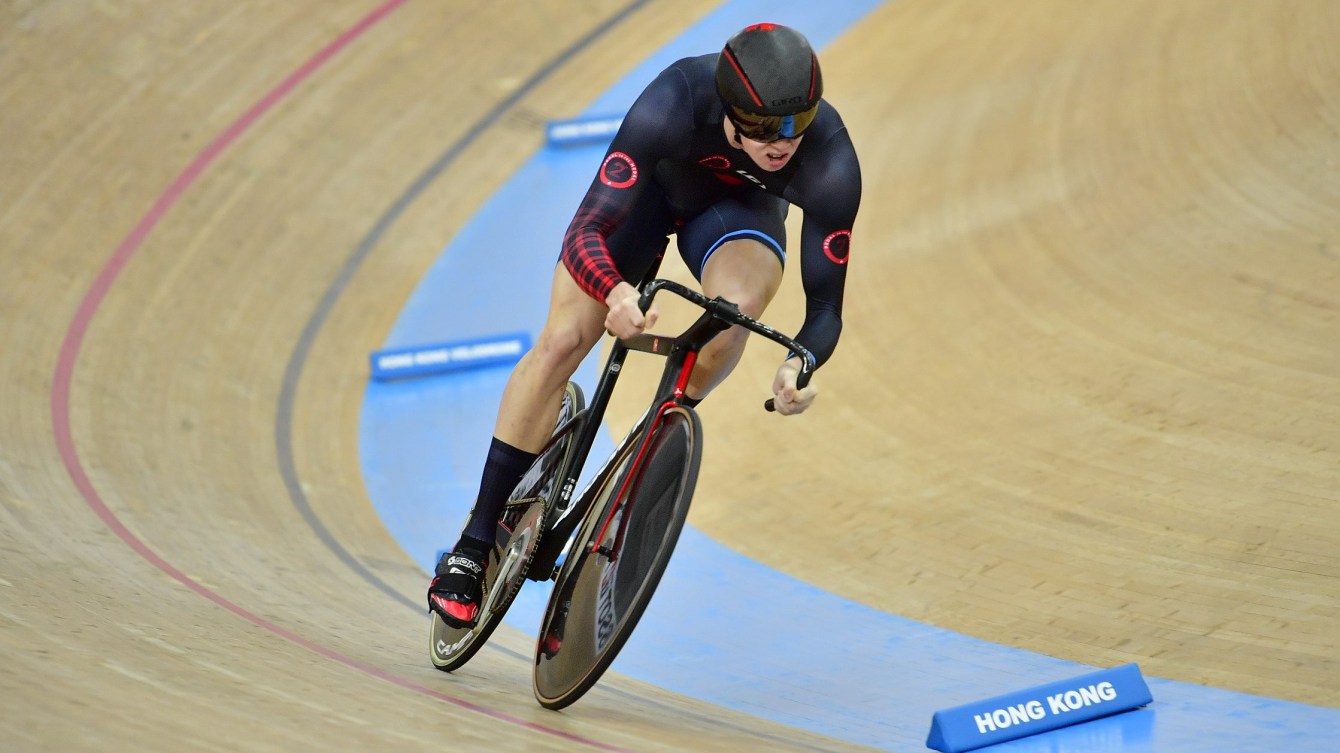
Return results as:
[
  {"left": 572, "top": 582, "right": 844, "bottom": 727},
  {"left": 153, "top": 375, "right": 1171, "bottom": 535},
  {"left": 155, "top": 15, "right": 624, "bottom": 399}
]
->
[{"left": 427, "top": 547, "right": 487, "bottom": 629}]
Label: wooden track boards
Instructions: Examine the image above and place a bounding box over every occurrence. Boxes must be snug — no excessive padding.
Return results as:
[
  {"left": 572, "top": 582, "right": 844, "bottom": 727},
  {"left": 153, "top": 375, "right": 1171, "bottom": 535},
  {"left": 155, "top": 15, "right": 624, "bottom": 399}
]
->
[{"left": 2, "top": 1, "right": 1337, "bottom": 751}]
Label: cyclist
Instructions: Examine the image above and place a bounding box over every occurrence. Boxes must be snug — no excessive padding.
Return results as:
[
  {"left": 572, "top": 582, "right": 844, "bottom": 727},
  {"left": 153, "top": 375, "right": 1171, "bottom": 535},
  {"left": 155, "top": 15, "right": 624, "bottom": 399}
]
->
[{"left": 429, "top": 22, "right": 862, "bottom": 628}]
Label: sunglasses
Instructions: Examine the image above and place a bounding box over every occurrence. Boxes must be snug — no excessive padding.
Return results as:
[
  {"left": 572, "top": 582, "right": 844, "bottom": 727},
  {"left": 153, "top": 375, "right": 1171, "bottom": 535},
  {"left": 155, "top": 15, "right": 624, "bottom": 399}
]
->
[{"left": 726, "top": 103, "right": 818, "bottom": 142}]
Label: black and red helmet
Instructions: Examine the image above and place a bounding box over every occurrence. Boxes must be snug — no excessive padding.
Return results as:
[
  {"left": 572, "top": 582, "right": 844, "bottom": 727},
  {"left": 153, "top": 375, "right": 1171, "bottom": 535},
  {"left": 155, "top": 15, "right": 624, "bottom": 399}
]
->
[{"left": 715, "top": 23, "right": 824, "bottom": 141}]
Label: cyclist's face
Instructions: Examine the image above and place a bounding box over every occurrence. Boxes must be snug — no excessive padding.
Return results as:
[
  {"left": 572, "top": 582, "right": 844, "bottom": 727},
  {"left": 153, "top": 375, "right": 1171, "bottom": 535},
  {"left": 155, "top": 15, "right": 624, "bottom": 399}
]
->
[{"left": 724, "top": 117, "right": 802, "bottom": 172}]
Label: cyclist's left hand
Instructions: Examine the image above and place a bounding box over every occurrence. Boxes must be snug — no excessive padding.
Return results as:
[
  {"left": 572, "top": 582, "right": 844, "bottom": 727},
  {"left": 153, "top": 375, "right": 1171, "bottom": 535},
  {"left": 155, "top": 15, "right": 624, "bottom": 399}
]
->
[
  {"left": 771, "top": 358, "right": 817, "bottom": 415},
  {"left": 605, "top": 281, "right": 657, "bottom": 339}
]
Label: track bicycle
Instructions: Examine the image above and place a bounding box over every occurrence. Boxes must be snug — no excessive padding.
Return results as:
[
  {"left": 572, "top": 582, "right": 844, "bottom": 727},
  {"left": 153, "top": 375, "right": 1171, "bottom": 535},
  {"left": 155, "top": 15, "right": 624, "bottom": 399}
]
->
[{"left": 429, "top": 277, "right": 815, "bottom": 710}]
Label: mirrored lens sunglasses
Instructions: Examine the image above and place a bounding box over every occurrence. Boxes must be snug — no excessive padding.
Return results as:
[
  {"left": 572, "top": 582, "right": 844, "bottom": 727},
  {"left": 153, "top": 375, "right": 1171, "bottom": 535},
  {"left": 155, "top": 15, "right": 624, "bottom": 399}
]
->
[{"left": 727, "top": 103, "right": 818, "bottom": 142}]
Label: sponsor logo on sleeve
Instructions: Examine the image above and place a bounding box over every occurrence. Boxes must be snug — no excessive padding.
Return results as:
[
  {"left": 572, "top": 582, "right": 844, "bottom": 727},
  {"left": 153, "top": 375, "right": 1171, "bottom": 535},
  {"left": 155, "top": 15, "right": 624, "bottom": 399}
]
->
[
  {"left": 823, "top": 229, "right": 851, "bottom": 264},
  {"left": 600, "top": 151, "right": 638, "bottom": 189}
]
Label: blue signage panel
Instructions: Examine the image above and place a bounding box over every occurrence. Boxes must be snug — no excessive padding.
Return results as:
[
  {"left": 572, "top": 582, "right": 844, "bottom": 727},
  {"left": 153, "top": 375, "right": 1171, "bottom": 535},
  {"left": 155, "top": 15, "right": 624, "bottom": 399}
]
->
[
  {"left": 926, "top": 663, "right": 1153, "bottom": 752},
  {"left": 368, "top": 333, "right": 530, "bottom": 381},
  {"left": 545, "top": 114, "right": 624, "bottom": 147}
]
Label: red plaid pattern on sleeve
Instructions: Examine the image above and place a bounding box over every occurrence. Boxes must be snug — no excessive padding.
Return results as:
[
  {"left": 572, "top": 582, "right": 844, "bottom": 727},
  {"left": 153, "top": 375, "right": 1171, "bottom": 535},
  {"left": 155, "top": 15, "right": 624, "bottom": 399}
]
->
[{"left": 560, "top": 189, "right": 627, "bottom": 302}]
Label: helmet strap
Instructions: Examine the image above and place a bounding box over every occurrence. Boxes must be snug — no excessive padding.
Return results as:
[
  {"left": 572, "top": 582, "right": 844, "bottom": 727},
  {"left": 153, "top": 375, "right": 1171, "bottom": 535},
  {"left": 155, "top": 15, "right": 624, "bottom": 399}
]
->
[{"left": 723, "top": 111, "right": 744, "bottom": 146}]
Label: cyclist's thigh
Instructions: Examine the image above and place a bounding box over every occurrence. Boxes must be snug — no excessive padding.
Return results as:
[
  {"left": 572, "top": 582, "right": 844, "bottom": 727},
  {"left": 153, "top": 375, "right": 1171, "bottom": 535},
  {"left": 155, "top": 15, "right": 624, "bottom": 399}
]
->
[
  {"left": 699, "top": 240, "right": 784, "bottom": 318},
  {"left": 537, "top": 263, "right": 609, "bottom": 356},
  {"left": 675, "top": 190, "right": 788, "bottom": 282},
  {"left": 539, "top": 186, "right": 674, "bottom": 355}
]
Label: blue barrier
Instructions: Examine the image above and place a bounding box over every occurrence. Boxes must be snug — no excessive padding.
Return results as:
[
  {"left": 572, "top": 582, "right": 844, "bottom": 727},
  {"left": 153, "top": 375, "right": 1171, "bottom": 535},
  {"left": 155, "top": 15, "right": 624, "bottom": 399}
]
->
[
  {"left": 926, "top": 663, "right": 1153, "bottom": 752},
  {"left": 368, "top": 333, "right": 530, "bottom": 381},
  {"left": 545, "top": 114, "right": 624, "bottom": 147}
]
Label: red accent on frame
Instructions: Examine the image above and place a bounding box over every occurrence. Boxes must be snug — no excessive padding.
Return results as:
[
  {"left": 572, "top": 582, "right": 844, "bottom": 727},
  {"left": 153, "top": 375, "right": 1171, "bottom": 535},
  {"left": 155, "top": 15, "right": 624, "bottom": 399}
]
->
[
  {"left": 590, "top": 353, "right": 697, "bottom": 554},
  {"left": 591, "top": 405, "right": 667, "bottom": 552},
  {"left": 674, "top": 351, "right": 698, "bottom": 397}
]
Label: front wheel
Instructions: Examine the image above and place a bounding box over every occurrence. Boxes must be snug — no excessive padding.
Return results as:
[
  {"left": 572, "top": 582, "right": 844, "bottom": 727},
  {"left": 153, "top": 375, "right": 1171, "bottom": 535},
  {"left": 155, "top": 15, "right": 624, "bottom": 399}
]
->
[{"left": 532, "top": 406, "right": 702, "bottom": 709}]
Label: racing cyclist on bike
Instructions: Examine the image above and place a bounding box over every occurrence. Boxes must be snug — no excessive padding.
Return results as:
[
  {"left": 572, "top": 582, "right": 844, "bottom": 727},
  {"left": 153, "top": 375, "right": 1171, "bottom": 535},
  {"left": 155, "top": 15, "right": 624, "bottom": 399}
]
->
[{"left": 429, "top": 22, "right": 862, "bottom": 628}]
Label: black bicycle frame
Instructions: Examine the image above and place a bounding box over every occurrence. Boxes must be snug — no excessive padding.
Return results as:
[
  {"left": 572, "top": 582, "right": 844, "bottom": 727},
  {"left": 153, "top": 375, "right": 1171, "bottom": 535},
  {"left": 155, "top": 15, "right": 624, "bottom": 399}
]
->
[{"left": 532, "top": 275, "right": 817, "bottom": 577}]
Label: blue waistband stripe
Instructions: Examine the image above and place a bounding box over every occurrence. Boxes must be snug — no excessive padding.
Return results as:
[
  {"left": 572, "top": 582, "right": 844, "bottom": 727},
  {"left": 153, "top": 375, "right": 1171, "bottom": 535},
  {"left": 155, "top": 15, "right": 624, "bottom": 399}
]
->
[{"left": 701, "top": 229, "right": 786, "bottom": 276}]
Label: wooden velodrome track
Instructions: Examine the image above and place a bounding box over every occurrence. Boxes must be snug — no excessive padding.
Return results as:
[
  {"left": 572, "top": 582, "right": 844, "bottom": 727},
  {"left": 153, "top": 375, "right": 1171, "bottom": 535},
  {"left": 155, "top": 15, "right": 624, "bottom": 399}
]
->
[{"left": 4, "top": 1, "right": 1338, "bottom": 751}]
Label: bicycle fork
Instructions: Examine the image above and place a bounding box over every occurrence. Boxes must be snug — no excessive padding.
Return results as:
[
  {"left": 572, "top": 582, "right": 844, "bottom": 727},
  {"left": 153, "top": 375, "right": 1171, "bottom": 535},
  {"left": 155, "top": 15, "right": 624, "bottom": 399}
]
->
[{"left": 591, "top": 307, "right": 733, "bottom": 560}]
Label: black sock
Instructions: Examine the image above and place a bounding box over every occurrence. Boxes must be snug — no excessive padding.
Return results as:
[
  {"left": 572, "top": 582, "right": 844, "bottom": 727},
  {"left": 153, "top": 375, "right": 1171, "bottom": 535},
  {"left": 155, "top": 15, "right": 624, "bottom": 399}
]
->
[
  {"left": 682, "top": 394, "right": 702, "bottom": 408},
  {"left": 459, "top": 436, "right": 539, "bottom": 545}
]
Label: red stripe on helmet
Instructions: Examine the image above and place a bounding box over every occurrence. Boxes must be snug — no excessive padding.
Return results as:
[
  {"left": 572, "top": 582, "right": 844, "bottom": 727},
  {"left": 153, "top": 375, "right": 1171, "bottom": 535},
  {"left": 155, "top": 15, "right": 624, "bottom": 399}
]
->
[{"left": 722, "top": 47, "right": 764, "bottom": 108}]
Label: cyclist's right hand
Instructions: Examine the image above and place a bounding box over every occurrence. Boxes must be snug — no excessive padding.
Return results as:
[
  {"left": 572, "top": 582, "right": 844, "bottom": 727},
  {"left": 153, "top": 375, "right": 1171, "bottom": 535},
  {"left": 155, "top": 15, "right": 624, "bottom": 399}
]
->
[
  {"left": 770, "top": 356, "right": 818, "bottom": 415},
  {"left": 605, "top": 281, "right": 658, "bottom": 339}
]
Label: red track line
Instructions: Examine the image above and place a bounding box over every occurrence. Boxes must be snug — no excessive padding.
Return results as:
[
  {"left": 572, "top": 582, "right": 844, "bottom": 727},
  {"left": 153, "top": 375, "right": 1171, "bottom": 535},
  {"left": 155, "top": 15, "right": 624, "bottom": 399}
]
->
[{"left": 47, "top": 3, "right": 629, "bottom": 750}]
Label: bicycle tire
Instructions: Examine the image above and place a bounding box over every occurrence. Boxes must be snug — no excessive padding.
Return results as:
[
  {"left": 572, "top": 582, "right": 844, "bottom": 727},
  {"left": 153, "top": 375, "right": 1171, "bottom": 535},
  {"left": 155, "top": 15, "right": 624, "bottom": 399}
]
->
[
  {"left": 531, "top": 406, "right": 702, "bottom": 708},
  {"left": 429, "top": 381, "right": 585, "bottom": 673}
]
